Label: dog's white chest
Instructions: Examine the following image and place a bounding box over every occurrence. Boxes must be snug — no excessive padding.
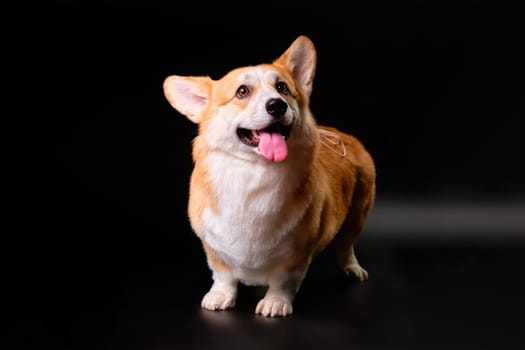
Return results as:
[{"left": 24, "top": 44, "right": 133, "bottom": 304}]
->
[{"left": 199, "top": 154, "right": 302, "bottom": 272}]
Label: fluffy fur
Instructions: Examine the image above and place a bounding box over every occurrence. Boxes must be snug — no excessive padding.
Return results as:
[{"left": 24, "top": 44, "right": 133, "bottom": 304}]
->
[{"left": 163, "top": 35, "right": 376, "bottom": 317}]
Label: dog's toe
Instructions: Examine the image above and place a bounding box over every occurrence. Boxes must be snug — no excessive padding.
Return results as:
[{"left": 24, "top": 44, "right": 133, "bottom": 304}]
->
[
  {"left": 255, "top": 296, "right": 293, "bottom": 317},
  {"left": 201, "top": 291, "right": 236, "bottom": 311}
]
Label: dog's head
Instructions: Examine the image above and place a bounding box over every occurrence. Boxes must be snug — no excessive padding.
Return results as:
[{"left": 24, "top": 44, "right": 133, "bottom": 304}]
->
[{"left": 163, "top": 35, "right": 317, "bottom": 163}]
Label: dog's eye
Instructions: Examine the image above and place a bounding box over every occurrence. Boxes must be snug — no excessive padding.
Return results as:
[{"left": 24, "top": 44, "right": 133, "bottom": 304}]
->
[
  {"left": 276, "top": 81, "right": 289, "bottom": 95},
  {"left": 236, "top": 85, "right": 250, "bottom": 99}
]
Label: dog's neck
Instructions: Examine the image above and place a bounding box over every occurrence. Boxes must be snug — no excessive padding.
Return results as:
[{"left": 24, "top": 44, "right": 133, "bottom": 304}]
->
[
  {"left": 196, "top": 125, "right": 317, "bottom": 211},
  {"left": 205, "top": 150, "right": 310, "bottom": 212}
]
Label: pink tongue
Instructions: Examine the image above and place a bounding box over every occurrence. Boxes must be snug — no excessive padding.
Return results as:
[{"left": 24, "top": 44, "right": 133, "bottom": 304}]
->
[{"left": 259, "top": 131, "right": 288, "bottom": 162}]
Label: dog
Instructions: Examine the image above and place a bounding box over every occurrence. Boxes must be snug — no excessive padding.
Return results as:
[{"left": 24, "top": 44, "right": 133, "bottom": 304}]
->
[{"left": 163, "top": 35, "right": 376, "bottom": 317}]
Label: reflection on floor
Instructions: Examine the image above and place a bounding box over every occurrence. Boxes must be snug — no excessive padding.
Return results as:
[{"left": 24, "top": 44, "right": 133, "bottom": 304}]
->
[
  {"left": 8, "top": 200, "right": 525, "bottom": 350},
  {"left": 366, "top": 199, "right": 525, "bottom": 240}
]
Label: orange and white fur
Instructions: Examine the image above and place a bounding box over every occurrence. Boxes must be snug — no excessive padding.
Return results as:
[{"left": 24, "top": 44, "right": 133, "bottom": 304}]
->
[{"left": 163, "top": 36, "right": 376, "bottom": 317}]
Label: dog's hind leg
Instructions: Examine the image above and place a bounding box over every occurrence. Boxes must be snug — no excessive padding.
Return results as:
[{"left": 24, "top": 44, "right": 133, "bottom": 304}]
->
[
  {"left": 334, "top": 181, "right": 375, "bottom": 282},
  {"left": 337, "top": 240, "right": 368, "bottom": 281}
]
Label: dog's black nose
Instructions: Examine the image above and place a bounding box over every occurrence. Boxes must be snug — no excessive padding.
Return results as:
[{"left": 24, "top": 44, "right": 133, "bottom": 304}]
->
[{"left": 266, "top": 98, "right": 287, "bottom": 118}]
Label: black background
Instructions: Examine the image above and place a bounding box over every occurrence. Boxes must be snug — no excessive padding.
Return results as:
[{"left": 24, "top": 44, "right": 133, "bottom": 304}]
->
[{"left": 4, "top": 1, "right": 525, "bottom": 349}]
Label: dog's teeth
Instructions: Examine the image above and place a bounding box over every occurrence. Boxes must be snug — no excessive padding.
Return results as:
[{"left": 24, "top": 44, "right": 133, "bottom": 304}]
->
[{"left": 252, "top": 130, "right": 261, "bottom": 143}]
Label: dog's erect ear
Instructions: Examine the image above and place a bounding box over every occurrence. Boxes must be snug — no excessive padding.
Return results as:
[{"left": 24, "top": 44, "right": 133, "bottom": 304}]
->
[
  {"left": 163, "top": 75, "right": 213, "bottom": 123},
  {"left": 274, "top": 35, "right": 317, "bottom": 97}
]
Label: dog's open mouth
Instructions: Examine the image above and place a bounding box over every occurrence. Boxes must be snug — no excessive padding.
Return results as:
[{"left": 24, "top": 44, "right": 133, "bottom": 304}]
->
[
  {"left": 236, "top": 123, "right": 292, "bottom": 147},
  {"left": 236, "top": 122, "right": 292, "bottom": 163}
]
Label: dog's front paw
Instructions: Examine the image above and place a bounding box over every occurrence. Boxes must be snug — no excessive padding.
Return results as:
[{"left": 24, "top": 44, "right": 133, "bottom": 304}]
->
[
  {"left": 201, "top": 291, "right": 236, "bottom": 311},
  {"left": 255, "top": 296, "right": 293, "bottom": 317}
]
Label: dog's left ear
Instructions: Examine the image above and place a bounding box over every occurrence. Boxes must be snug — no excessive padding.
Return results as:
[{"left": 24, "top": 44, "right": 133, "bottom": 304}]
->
[{"left": 274, "top": 35, "right": 317, "bottom": 97}]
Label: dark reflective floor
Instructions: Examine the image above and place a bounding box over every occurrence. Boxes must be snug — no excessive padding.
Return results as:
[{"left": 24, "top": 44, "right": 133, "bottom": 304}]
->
[{"left": 9, "top": 223, "right": 525, "bottom": 350}]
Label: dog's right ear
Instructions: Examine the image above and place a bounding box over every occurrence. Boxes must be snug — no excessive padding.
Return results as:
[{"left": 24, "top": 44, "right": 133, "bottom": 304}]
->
[
  {"left": 274, "top": 35, "right": 317, "bottom": 97},
  {"left": 163, "top": 75, "right": 213, "bottom": 123}
]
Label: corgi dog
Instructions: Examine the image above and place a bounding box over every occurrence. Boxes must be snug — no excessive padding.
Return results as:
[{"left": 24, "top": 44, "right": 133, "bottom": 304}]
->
[{"left": 163, "top": 35, "right": 376, "bottom": 317}]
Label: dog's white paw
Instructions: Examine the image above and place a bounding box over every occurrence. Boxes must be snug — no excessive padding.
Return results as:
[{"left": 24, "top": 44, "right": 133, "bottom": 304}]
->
[
  {"left": 343, "top": 263, "right": 369, "bottom": 282},
  {"left": 201, "top": 290, "right": 236, "bottom": 311},
  {"left": 255, "top": 296, "right": 293, "bottom": 317}
]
